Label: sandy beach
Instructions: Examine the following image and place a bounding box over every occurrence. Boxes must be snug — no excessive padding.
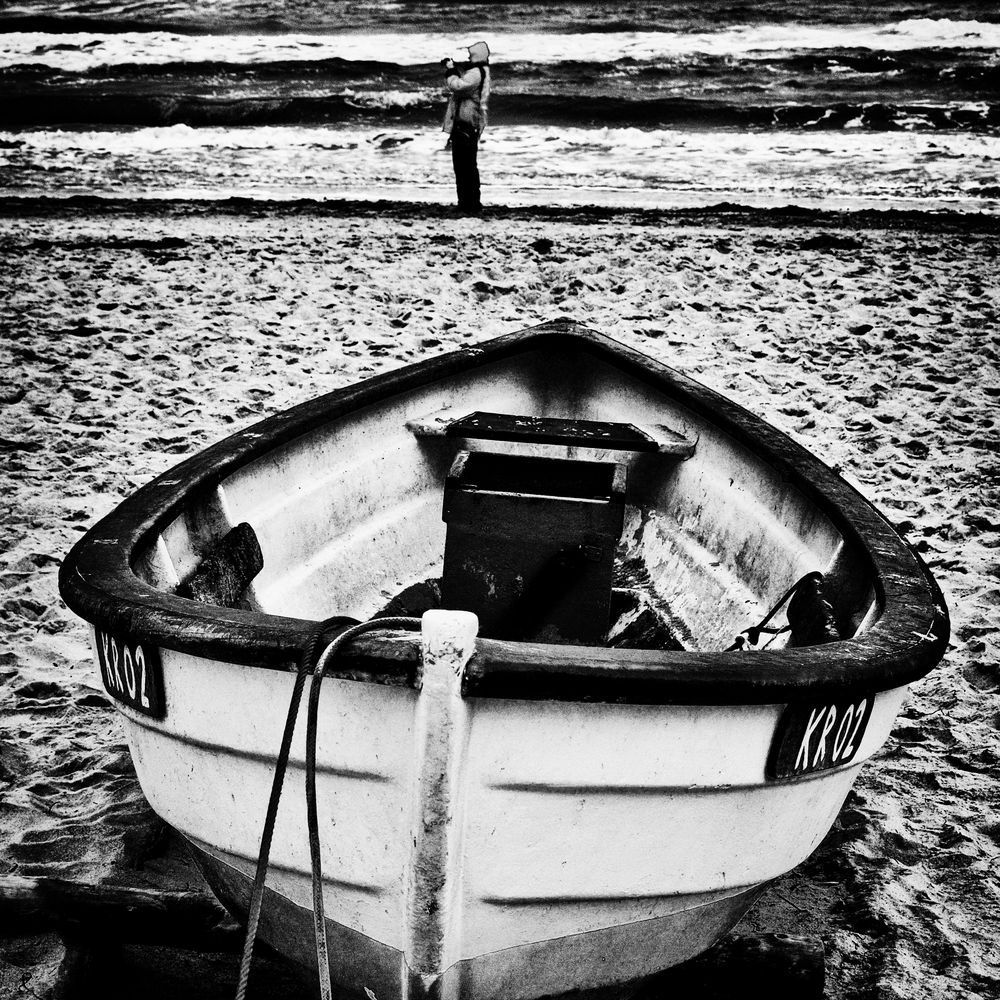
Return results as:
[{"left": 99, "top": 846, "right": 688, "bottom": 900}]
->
[{"left": 1, "top": 199, "right": 998, "bottom": 999}]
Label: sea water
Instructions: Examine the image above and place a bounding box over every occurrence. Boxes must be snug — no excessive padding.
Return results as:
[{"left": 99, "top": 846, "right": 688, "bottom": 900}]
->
[{"left": 1, "top": 0, "right": 999, "bottom": 210}]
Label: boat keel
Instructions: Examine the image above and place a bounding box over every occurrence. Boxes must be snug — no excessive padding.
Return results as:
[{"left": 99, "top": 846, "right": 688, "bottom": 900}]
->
[{"left": 190, "top": 840, "right": 765, "bottom": 1000}]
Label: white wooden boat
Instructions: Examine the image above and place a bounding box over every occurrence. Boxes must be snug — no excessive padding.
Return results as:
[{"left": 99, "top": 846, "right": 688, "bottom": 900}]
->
[{"left": 59, "top": 319, "right": 947, "bottom": 1000}]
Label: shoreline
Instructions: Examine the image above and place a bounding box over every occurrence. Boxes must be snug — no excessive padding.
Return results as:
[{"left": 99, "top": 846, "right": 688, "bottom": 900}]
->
[{"left": 2, "top": 195, "right": 1000, "bottom": 236}]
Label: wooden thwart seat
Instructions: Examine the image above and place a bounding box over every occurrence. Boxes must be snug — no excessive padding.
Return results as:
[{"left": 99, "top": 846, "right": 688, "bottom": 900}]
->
[{"left": 408, "top": 409, "right": 695, "bottom": 457}]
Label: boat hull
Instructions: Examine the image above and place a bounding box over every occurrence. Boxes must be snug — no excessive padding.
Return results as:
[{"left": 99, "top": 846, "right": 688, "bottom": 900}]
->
[
  {"left": 192, "top": 838, "right": 768, "bottom": 1000},
  {"left": 105, "top": 620, "right": 908, "bottom": 1000},
  {"left": 60, "top": 321, "right": 949, "bottom": 997}
]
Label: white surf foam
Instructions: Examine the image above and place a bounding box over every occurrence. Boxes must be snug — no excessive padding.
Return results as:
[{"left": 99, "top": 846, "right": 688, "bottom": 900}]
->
[
  {"left": 3, "top": 124, "right": 998, "bottom": 214},
  {"left": 4, "top": 19, "right": 1000, "bottom": 71}
]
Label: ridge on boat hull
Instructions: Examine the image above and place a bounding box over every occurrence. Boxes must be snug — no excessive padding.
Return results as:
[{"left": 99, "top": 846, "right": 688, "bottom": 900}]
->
[
  {"left": 196, "top": 843, "right": 768, "bottom": 1000},
  {"left": 59, "top": 320, "right": 948, "bottom": 1000}
]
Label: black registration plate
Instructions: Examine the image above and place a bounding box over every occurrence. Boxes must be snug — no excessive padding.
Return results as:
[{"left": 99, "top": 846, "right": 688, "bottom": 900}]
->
[
  {"left": 95, "top": 628, "right": 166, "bottom": 719},
  {"left": 767, "top": 693, "right": 873, "bottom": 780}
]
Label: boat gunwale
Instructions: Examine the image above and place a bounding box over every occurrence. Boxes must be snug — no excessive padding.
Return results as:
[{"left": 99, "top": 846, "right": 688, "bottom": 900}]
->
[{"left": 57, "top": 319, "right": 949, "bottom": 704}]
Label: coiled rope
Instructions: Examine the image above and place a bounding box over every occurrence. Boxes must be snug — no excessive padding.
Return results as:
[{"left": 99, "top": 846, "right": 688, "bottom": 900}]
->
[{"left": 235, "top": 615, "right": 421, "bottom": 1000}]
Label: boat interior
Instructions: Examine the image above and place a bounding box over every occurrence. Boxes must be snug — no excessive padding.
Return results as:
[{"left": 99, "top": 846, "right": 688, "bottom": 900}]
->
[{"left": 132, "top": 341, "right": 877, "bottom": 655}]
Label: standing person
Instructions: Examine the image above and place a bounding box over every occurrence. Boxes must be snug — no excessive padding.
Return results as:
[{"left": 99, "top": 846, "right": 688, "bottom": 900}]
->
[{"left": 442, "top": 41, "right": 490, "bottom": 215}]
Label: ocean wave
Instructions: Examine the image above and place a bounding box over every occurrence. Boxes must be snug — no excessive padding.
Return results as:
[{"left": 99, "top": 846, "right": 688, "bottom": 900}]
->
[
  {"left": 3, "top": 21, "right": 1000, "bottom": 73},
  {"left": 3, "top": 90, "right": 997, "bottom": 133},
  {"left": 2, "top": 50, "right": 996, "bottom": 126},
  {"left": 92, "top": 55, "right": 416, "bottom": 79},
  {"left": 6, "top": 120, "right": 997, "bottom": 155},
  {"left": 3, "top": 3, "right": 1000, "bottom": 36},
  {"left": 0, "top": 14, "right": 210, "bottom": 35},
  {"left": 0, "top": 92, "right": 435, "bottom": 127},
  {"left": 2, "top": 123, "right": 997, "bottom": 213},
  {"left": 4, "top": 49, "right": 997, "bottom": 88}
]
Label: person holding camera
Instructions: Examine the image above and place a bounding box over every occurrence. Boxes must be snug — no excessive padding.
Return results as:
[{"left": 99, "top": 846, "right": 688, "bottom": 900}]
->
[{"left": 441, "top": 41, "right": 491, "bottom": 215}]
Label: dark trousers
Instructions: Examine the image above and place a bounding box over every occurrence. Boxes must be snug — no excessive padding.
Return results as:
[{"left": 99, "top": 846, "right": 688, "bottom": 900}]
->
[{"left": 451, "top": 123, "right": 481, "bottom": 212}]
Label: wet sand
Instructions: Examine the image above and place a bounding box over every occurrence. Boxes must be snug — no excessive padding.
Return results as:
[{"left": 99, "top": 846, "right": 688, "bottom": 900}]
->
[{"left": 0, "top": 200, "right": 998, "bottom": 999}]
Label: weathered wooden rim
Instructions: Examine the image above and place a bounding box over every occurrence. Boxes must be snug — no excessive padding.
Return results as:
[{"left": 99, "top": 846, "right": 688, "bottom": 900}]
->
[{"left": 58, "top": 319, "right": 948, "bottom": 704}]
